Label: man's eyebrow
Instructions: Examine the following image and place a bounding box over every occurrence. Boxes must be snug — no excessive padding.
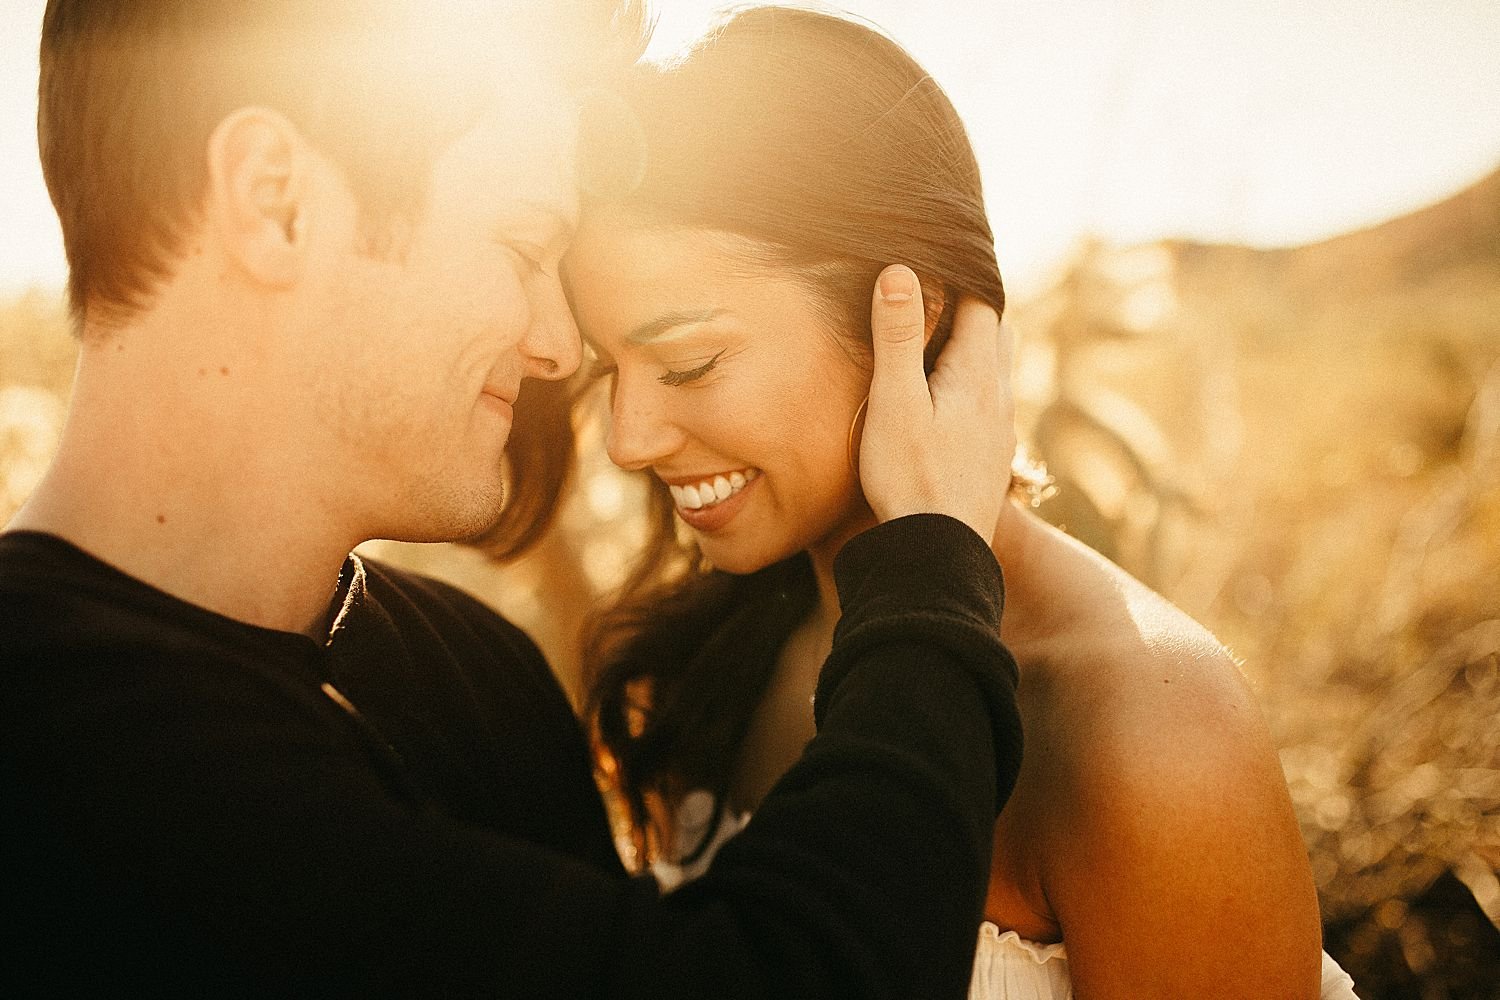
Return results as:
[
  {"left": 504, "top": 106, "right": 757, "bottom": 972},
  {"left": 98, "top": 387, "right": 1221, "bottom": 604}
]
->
[{"left": 626, "top": 309, "right": 729, "bottom": 345}]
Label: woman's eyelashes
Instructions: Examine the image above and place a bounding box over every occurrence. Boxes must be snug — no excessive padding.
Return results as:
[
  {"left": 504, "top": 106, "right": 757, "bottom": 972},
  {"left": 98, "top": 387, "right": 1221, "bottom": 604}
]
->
[
  {"left": 658, "top": 350, "right": 725, "bottom": 387},
  {"left": 584, "top": 346, "right": 726, "bottom": 387}
]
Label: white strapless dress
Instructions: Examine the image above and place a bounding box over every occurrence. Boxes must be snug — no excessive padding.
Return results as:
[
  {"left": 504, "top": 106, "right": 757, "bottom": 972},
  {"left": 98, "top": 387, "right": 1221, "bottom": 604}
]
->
[
  {"left": 970, "top": 922, "right": 1359, "bottom": 1000},
  {"left": 654, "top": 791, "right": 1360, "bottom": 1000}
]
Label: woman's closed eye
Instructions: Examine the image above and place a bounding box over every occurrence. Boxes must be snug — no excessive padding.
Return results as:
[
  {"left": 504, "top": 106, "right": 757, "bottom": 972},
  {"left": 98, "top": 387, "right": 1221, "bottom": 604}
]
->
[
  {"left": 582, "top": 346, "right": 725, "bottom": 386},
  {"left": 659, "top": 350, "right": 724, "bottom": 387}
]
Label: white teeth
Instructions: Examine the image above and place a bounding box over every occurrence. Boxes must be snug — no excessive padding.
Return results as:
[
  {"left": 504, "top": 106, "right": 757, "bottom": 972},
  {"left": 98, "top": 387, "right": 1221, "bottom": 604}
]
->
[
  {"left": 669, "top": 483, "right": 703, "bottom": 509},
  {"left": 669, "top": 469, "right": 759, "bottom": 512}
]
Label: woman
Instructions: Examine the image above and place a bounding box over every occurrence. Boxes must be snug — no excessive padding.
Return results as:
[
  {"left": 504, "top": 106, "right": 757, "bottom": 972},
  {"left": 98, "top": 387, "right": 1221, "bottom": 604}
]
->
[{"left": 564, "top": 8, "right": 1357, "bottom": 997}]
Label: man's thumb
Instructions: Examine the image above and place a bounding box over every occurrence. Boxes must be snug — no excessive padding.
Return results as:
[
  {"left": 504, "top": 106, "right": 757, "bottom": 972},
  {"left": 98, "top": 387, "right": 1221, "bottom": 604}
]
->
[{"left": 868, "top": 264, "right": 929, "bottom": 406}]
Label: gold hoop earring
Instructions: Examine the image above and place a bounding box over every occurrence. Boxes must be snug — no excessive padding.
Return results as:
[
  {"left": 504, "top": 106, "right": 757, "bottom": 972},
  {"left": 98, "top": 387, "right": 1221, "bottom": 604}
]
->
[{"left": 846, "top": 395, "right": 870, "bottom": 478}]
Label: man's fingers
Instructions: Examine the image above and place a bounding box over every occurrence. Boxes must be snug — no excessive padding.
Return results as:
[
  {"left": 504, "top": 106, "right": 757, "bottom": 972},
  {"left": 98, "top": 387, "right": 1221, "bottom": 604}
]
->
[
  {"left": 945, "top": 298, "right": 1002, "bottom": 371},
  {"left": 927, "top": 298, "right": 1001, "bottom": 404},
  {"left": 867, "top": 265, "right": 930, "bottom": 409}
]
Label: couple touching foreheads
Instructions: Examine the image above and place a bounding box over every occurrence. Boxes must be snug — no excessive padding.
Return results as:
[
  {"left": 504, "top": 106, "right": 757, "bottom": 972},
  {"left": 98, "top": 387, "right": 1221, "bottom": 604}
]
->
[{"left": 3, "top": 1, "right": 1356, "bottom": 996}]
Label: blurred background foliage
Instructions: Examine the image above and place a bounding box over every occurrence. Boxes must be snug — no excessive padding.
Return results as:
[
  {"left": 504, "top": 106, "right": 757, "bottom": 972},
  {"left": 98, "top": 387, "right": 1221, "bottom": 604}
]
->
[{"left": 4, "top": 168, "right": 1497, "bottom": 996}]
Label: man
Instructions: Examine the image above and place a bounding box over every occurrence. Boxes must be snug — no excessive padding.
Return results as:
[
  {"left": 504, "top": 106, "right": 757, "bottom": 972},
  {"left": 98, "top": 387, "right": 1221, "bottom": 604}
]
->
[{"left": 3, "top": 2, "right": 1022, "bottom": 996}]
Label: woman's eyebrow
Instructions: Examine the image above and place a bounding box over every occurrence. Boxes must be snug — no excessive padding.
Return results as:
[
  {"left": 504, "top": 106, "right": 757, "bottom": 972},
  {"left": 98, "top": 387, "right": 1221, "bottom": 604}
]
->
[{"left": 627, "top": 308, "right": 729, "bottom": 345}]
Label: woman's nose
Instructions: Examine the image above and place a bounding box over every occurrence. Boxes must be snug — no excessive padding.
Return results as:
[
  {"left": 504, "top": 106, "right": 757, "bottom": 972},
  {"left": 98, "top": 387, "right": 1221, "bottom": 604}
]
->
[{"left": 606, "top": 379, "right": 685, "bottom": 472}]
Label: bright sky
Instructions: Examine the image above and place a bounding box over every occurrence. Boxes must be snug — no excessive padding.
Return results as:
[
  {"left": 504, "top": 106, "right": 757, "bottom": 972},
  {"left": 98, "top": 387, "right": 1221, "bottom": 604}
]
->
[{"left": 1, "top": 0, "right": 1497, "bottom": 298}]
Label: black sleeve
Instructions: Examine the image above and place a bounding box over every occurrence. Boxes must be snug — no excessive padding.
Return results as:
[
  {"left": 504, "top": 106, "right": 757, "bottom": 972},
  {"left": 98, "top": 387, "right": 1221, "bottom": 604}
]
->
[
  {"left": 677, "top": 512, "right": 1019, "bottom": 999},
  {"left": 4, "top": 514, "right": 1020, "bottom": 1000}
]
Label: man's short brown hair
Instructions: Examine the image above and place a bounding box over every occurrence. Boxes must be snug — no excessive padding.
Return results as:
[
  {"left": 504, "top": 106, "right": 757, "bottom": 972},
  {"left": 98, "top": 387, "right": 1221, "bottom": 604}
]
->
[{"left": 39, "top": 0, "right": 650, "bottom": 332}]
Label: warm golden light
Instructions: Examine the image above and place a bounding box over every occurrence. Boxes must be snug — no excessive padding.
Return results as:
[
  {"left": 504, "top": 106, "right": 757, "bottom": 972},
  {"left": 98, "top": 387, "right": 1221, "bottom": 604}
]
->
[
  {"left": 1, "top": 2, "right": 1496, "bottom": 992},
  {"left": 4, "top": 1, "right": 1498, "bottom": 295}
]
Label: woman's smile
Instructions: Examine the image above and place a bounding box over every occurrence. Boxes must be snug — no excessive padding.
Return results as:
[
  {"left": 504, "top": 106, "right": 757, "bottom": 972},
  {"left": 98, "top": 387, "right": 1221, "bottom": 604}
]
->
[
  {"left": 666, "top": 467, "right": 759, "bottom": 511},
  {"left": 667, "top": 468, "right": 761, "bottom": 532}
]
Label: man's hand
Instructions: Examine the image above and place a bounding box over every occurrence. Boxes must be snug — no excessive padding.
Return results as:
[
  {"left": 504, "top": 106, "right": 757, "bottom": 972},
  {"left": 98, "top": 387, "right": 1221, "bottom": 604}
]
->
[{"left": 857, "top": 265, "right": 1015, "bottom": 543}]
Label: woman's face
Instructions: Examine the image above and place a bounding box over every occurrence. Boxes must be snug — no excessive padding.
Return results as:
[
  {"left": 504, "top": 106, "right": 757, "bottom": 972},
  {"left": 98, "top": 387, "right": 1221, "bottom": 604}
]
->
[{"left": 565, "top": 211, "right": 872, "bottom": 573}]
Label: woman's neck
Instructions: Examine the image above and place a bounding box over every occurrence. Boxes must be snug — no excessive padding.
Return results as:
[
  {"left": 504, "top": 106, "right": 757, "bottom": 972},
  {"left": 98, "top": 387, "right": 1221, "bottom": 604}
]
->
[
  {"left": 808, "top": 496, "right": 1034, "bottom": 606},
  {"left": 805, "top": 504, "right": 879, "bottom": 628},
  {"left": 727, "top": 502, "right": 1047, "bottom": 811},
  {"left": 806, "top": 498, "right": 1053, "bottom": 655}
]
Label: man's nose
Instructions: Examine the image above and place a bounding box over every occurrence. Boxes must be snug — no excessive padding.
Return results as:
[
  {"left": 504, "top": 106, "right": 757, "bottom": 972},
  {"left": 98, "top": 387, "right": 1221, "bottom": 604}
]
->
[
  {"left": 521, "top": 277, "right": 583, "bottom": 381},
  {"left": 606, "top": 377, "right": 685, "bottom": 473}
]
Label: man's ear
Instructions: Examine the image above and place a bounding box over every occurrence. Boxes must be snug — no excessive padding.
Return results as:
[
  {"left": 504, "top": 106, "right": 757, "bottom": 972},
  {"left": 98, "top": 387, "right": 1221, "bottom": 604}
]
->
[{"left": 205, "top": 108, "right": 309, "bottom": 287}]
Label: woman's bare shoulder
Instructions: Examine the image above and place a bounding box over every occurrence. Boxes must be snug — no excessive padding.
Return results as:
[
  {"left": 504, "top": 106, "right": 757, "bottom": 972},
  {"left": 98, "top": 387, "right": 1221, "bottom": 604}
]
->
[
  {"left": 1011, "top": 522, "right": 1250, "bottom": 725},
  {"left": 1004, "top": 520, "right": 1324, "bottom": 992},
  {"left": 1006, "top": 519, "right": 1286, "bottom": 830}
]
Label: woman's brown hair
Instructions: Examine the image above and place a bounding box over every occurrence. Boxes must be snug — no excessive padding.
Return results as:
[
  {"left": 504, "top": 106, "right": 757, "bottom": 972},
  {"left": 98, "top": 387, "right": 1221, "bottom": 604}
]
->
[{"left": 576, "top": 6, "right": 1007, "bottom": 863}]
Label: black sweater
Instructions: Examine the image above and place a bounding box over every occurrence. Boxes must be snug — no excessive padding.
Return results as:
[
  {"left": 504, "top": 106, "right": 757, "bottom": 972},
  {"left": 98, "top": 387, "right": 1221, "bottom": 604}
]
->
[{"left": 1, "top": 515, "right": 1021, "bottom": 999}]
